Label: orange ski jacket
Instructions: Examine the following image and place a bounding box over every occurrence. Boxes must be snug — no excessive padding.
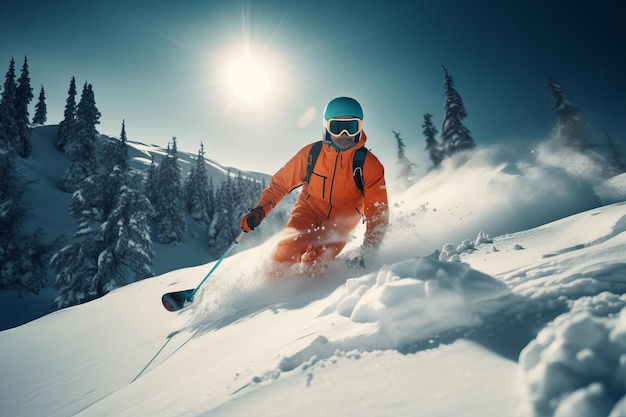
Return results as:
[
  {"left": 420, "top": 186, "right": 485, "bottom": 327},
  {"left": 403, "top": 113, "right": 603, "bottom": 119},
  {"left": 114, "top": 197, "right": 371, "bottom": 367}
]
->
[{"left": 255, "top": 131, "right": 389, "bottom": 248}]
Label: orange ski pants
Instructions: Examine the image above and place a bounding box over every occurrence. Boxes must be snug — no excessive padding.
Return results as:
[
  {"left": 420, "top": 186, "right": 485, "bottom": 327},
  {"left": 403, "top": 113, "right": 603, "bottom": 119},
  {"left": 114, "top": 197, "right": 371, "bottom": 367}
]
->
[{"left": 269, "top": 203, "right": 359, "bottom": 275}]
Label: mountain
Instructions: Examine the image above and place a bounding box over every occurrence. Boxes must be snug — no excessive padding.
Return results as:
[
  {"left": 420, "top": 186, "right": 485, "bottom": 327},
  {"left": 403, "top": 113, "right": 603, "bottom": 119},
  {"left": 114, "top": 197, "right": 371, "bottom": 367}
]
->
[{"left": 1, "top": 125, "right": 626, "bottom": 416}]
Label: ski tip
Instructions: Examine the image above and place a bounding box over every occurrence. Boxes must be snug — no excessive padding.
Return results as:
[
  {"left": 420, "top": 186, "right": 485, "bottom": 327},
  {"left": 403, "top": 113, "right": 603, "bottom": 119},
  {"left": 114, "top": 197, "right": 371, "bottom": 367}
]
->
[{"left": 162, "top": 289, "right": 194, "bottom": 312}]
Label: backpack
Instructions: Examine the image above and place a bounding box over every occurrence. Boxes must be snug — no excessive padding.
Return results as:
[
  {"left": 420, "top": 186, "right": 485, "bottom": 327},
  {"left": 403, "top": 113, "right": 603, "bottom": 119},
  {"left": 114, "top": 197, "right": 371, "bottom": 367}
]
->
[{"left": 305, "top": 141, "right": 368, "bottom": 196}]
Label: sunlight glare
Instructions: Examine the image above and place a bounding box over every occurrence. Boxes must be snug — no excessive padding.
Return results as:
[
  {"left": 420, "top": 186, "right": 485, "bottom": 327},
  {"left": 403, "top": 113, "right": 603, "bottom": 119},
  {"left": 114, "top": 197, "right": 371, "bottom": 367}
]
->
[{"left": 227, "top": 51, "right": 271, "bottom": 103}]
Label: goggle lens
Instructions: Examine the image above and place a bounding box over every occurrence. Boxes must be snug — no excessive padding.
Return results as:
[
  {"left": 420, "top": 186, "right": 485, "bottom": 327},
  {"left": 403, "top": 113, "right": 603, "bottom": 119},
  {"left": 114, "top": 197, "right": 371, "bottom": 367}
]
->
[{"left": 326, "top": 118, "right": 362, "bottom": 137}]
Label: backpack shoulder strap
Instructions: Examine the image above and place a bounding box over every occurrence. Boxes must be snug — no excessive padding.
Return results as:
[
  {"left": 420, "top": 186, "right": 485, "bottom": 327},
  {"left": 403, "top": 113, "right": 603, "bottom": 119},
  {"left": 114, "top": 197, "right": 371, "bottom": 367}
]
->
[
  {"left": 305, "top": 142, "right": 367, "bottom": 196},
  {"left": 305, "top": 141, "right": 323, "bottom": 184},
  {"left": 353, "top": 146, "right": 368, "bottom": 196}
]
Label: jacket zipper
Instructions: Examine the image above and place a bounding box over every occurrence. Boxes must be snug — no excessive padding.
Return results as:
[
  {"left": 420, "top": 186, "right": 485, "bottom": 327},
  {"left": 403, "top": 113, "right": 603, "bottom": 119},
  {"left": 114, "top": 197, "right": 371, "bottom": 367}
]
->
[{"left": 326, "top": 150, "right": 340, "bottom": 218}]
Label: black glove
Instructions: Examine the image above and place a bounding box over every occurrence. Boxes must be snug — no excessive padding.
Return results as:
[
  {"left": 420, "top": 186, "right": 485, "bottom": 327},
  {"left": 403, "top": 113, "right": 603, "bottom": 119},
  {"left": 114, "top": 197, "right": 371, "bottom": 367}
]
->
[
  {"left": 240, "top": 206, "right": 266, "bottom": 233},
  {"left": 347, "top": 245, "right": 375, "bottom": 270},
  {"left": 347, "top": 254, "right": 366, "bottom": 269}
]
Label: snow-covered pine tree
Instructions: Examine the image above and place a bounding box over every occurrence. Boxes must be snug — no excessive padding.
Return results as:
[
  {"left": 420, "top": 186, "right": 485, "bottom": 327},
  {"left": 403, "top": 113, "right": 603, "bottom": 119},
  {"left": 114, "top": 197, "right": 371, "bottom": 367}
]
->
[
  {"left": 0, "top": 58, "right": 18, "bottom": 153},
  {"left": 207, "top": 176, "right": 215, "bottom": 225},
  {"left": 144, "top": 154, "right": 158, "bottom": 215},
  {"left": 50, "top": 174, "right": 105, "bottom": 307},
  {"left": 99, "top": 121, "right": 130, "bottom": 217},
  {"left": 207, "top": 170, "right": 263, "bottom": 254},
  {"left": 15, "top": 56, "right": 33, "bottom": 157},
  {"left": 96, "top": 123, "right": 153, "bottom": 293},
  {"left": 184, "top": 143, "right": 211, "bottom": 225},
  {"left": 392, "top": 130, "right": 415, "bottom": 187},
  {"left": 101, "top": 120, "right": 130, "bottom": 174},
  {"left": 56, "top": 76, "right": 77, "bottom": 151},
  {"left": 51, "top": 122, "right": 154, "bottom": 309},
  {"left": 423, "top": 113, "right": 442, "bottom": 168},
  {"left": 71, "top": 83, "right": 100, "bottom": 157},
  {"left": 32, "top": 85, "right": 47, "bottom": 125},
  {"left": 233, "top": 171, "right": 265, "bottom": 236},
  {"left": 210, "top": 172, "right": 237, "bottom": 254},
  {"left": 233, "top": 171, "right": 249, "bottom": 218},
  {"left": 154, "top": 137, "right": 186, "bottom": 244},
  {"left": 441, "top": 66, "right": 475, "bottom": 157},
  {"left": 59, "top": 82, "right": 100, "bottom": 192},
  {"left": 103, "top": 181, "right": 154, "bottom": 283},
  {"left": 0, "top": 153, "right": 56, "bottom": 294},
  {"left": 546, "top": 76, "right": 592, "bottom": 150}
]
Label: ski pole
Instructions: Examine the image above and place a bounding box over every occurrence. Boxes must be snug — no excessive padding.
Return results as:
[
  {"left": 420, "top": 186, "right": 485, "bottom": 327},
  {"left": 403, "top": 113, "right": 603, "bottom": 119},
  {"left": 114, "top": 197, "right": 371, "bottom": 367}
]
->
[
  {"left": 189, "top": 231, "right": 245, "bottom": 302},
  {"left": 161, "top": 231, "right": 245, "bottom": 311}
]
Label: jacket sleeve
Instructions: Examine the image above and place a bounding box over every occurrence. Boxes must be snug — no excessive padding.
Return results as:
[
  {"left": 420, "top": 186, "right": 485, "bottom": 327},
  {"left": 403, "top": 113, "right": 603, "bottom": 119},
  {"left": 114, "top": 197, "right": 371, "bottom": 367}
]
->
[
  {"left": 362, "top": 153, "right": 389, "bottom": 248},
  {"left": 254, "top": 144, "right": 312, "bottom": 216}
]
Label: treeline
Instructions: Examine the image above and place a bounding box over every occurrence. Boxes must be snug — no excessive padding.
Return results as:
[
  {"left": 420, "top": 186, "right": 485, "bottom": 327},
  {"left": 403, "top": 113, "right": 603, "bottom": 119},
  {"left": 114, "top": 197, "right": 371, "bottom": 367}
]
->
[
  {"left": 0, "top": 56, "right": 264, "bottom": 309},
  {"left": 391, "top": 67, "right": 626, "bottom": 185},
  {"left": 0, "top": 56, "right": 54, "bottom": 298}
]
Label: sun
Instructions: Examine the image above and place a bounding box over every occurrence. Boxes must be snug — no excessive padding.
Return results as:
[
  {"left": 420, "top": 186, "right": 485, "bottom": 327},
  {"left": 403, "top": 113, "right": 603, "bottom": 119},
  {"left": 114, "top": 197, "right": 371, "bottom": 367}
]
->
[
  {"left": 226, "top": 51, "right": 271, "bottom": 103},
  {"left": 213, "top": 42, "right": 281, "bottom": 112}
]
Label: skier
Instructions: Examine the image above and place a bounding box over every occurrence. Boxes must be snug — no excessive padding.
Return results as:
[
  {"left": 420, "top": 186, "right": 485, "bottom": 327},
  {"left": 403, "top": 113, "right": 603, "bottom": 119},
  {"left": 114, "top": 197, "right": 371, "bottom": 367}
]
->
[{"left": 239, "top": 96, "right": 389, "bottom": 277}]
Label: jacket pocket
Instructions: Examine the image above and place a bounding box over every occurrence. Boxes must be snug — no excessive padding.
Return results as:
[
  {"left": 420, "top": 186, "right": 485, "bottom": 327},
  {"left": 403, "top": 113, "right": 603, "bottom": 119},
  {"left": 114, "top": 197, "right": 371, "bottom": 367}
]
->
[{"left": 309, "top": 171, "right": 327, "bottom": 199}]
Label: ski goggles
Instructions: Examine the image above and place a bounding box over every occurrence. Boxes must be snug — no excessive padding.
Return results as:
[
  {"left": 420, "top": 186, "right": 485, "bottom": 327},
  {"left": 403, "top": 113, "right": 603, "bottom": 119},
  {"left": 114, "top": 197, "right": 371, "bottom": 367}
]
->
[{"left": 324, "top": 118, "right": 363, "bottom": 137}]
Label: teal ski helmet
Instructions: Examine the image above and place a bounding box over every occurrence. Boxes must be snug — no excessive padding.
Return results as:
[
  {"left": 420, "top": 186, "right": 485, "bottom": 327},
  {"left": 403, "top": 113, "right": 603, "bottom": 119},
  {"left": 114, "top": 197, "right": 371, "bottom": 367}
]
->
[{"left": 323, "top": 97, "right": 363, "bottom": 120}]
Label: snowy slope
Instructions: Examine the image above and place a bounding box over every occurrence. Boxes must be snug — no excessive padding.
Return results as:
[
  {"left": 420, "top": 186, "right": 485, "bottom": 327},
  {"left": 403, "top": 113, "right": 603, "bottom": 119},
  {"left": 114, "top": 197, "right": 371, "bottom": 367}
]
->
[{"left": 2, "top": 131, "right": 626, "bottom": 416}]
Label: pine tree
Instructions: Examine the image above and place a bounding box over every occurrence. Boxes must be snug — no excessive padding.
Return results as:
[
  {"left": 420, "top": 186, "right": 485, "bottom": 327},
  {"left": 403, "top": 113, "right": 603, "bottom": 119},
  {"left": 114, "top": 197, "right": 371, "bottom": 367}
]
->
[
  {"left": 441, "top": 66, "right": 475, "bottom": 156},
  {"left": 69, "top": 82, "right": 100, "bottom": 158},
  {"left": 233, "top": 171, "right": 248, "bottom": 218},
  {"left": 101, "top": 120, "right": 130, "bottom": 173},
  {"left": 392, "top": 130, "right": 415, "bottom": 187},
  {"left": 207, "top": 168, "right": 265, "bottom": 254},
  {"left": 103, "top": 182, "right": 153, "bottom": 282},
  {"left": 57, "top": 76, "right": 77, "bottom": 151},
  {"left": 0, "top": 57, "right": 18, "bottom": 153},
  {"left": 184, "top": 143, "right": 211, "bottom": 225},
  {"left": 99, "top": 121, "right": 129, "bottom": 217},
  {"left": 32, "top": 85, "right": 47, "bottom": 124},
  {"left": 422, "top": 113, "right": 442, "bottom": 167},
  {"left": 154, "top": 137, "right": 186, "bottom": 244},
  {"left": 546, "top": 76, "right": 591, "bottom": 150},
  {"left": 210, "top": 173, "right": 237, "bottom": 253},
  {"left": 207, "top": 176, "right": 215, "bottom": 224},
  {"left": 144, "top": 154, "right": 159, "bottom": 214},
  {"left": 51, "top": 174, "right": 108, "bottom": 307},
  {"left": 15, "top": 56, "right": 33, "bottom": 157},
  {"left": 0, "top": 153, "right": 56, "bottom": 294},
  {"left": 51, "top": 122, "right": 154, "bottom": 309},
  {"left": 59, "top": 82, "right": 100, "bottom": 192}
]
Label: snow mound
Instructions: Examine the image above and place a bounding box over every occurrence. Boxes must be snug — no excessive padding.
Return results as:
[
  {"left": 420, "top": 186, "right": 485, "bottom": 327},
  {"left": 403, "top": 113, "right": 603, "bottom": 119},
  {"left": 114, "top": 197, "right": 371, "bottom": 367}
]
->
[
  {"left": 236, "top": 256, "right": 513, "bottom": 394},
  {"left": 319, "top": 257, "right": 511, "bottom": 350},
  {"left": 519, "top": 292, "right": 626, "bottom": 417}
]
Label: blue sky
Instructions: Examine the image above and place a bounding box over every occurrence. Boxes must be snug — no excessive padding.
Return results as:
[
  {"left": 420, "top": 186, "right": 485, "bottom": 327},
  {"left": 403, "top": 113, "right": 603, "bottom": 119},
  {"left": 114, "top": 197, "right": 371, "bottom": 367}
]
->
[{"left": 2, "top": 0, "right": 624, "bottom": 173}]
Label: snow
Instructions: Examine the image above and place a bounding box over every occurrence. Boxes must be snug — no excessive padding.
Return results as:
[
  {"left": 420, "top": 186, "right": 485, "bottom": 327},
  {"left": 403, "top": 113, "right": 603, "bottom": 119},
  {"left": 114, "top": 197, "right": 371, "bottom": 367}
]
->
[{"left": 2, "top": 126, "right": 626, "bottom": 417}]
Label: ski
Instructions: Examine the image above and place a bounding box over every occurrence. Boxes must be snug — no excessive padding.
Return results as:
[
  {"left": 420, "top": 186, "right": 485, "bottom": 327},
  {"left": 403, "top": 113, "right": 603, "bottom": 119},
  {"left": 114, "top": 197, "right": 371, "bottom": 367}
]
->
[{"left": 162, "top": 289, "right": 194, "bottom": 312}]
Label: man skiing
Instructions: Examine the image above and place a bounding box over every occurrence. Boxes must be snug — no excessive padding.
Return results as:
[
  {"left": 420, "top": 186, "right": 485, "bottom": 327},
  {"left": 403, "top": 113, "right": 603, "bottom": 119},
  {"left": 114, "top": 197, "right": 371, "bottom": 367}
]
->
[{"left": 239, "top": 96, "right": 389, "bottom": 277}]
